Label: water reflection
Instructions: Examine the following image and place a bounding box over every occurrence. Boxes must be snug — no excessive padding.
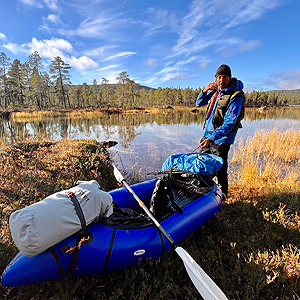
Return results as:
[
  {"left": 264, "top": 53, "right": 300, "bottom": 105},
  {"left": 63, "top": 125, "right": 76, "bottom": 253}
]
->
[{"left": 1, "top": 107, "right": 300, "bottom": 179}]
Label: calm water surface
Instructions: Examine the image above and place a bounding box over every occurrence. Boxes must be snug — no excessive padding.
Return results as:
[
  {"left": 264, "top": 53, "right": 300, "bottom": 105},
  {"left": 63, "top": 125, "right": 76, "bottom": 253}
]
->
[{"left": 1, "top": 107, "right": 300, "bottom": 180}]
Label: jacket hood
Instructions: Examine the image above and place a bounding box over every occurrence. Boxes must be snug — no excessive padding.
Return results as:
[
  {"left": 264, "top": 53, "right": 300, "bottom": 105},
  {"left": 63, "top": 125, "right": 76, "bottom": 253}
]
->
[
  {"left": 230, "top": 77, "right": 244, "bottom": 90},
  {"left": 219, "top": 77, "right": 244, "bottom": 92}
]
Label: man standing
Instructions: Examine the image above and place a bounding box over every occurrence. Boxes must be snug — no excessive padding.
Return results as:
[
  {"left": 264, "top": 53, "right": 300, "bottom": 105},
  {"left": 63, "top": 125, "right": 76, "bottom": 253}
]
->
[{"left": 196, "top": 64, "right": 245, "bottom": 198}]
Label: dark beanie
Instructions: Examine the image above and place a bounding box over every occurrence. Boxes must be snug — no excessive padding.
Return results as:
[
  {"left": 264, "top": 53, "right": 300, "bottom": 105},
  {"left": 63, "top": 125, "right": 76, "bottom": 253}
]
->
[{"left": 215, "top": 64, "right": 231, "bottom": 78}]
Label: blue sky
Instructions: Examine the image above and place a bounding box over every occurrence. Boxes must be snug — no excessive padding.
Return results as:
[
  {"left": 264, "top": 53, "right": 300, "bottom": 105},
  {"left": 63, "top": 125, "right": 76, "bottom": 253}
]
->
[{"left": 0, "top": 0, "right": 299, "bottom": 91}]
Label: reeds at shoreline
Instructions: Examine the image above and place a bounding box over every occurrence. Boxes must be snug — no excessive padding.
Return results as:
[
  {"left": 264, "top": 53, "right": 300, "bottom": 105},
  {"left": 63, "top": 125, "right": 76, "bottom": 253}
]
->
[
  {"left": 9, "top": 106, "right": 205, "bottom": 124},
  {"left": 228, "top": 129, "right": 300, "bottom": 292},
  {"left": 230, "top": 129, "right": 300, "bottom": 203}
]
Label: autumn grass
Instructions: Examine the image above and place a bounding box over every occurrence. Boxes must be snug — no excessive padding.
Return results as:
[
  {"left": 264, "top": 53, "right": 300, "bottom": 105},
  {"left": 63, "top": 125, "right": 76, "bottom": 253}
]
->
[
  {"left": 223, "top": 129, "right": 300, "bottom": 297},
  {"left": 0, "top": 139, "right": 118, "bottom": 244},
  {"left": 0, "top": 130, "right": 300, "bottom": 299},
  {"left": 11, "top": 109, "right": 68, "bottom": 122},
  {"left": 10, "top": 106, "right": 199, "bottom": 122},
  {"left": 230, "top": 129, "right": 300, "bottom": 206}
]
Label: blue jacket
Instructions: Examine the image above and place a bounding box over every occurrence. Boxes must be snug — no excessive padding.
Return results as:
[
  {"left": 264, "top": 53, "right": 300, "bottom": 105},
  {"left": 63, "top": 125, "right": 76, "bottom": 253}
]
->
[{"left": 196, "top": 78, "right": 244, "bottom": 145}]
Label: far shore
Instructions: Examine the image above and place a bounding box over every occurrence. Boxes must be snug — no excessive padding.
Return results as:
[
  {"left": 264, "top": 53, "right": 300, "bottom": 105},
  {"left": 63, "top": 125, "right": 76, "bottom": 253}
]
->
[
  {"left": 1, "top": 104, "right": 294, "bottom": 120},
  {"left": 2, "top": 106, "right": 201, "bottom": 120}
]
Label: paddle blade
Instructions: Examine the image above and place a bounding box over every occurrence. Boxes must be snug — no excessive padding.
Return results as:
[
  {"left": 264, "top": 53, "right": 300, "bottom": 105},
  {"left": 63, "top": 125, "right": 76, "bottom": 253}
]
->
[
  {"left": 112, "top": 164, "right": 124, "bottom": 183},
  {"left": 175, "top": 247, "right": 228, "bottom": 300}
]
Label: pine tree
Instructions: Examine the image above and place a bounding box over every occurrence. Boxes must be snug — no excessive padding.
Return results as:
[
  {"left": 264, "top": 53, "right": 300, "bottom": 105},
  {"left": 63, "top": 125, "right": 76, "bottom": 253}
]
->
[
  {"left": 100, "top": 78, "right": 111, "bottom": 107},
  {"left": 81, "top": 83, "right": 91, "bottom": 108},
  {"left": 127, "top": 78, "right": 137, "bottom": 107},
  {"left": 49, "top": 56, "right": 71, "bottom": 108},
  {"left": 28, "top": 51, "right": 44, "bottom": 108},
  {"left": 7, "top": 59, "right": 25, "bottom": 107},
  {"left": 92, "top": 79, "right": 99, "bottom": 106},
  {"left": 41, "top": 72, "right": 52, "bottom": 107},
  {"left": 0, "top": 52, "right": 11, "bottom": 108},
  {"left": 116, "top": 71, "right": 130, "bottom": 108}
]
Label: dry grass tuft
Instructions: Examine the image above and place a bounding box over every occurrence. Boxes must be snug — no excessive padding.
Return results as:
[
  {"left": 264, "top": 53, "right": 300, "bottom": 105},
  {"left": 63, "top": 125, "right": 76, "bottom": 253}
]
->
[
  {"left": 231, "top": 129, "right": 300, "bottom": 202},
  {"left": 249, "top": 245, "right": 300, "bottom": 284},
  {"left": 225, "top": 129, "right": 300, "bottom": 297}
]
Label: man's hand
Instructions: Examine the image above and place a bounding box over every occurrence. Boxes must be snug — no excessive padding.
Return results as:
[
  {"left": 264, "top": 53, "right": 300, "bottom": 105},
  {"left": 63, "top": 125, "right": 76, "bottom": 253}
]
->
[
  {"left": 203, "top": 82, "right": 217, "bottom": 93},
  {"left": 199, "top": 138, "right": 211, "bottom": 148}
]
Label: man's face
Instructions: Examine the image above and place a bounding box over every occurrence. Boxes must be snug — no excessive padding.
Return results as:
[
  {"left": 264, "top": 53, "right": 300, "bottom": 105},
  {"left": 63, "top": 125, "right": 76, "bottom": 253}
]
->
[{"left": 216, "top": 75, "right": 230, "bottom": 90}]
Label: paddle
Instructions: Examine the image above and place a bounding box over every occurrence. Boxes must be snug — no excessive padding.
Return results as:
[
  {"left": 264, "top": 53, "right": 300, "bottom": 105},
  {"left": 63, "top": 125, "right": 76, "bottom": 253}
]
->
[{"left": 112, "top": 165, "right": 228, "bottom": 300}]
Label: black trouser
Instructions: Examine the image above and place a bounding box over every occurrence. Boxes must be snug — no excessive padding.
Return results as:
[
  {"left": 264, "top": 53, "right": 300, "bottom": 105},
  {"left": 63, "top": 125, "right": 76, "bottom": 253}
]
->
[{"left": 199, "top": 137, "right": 231, "bottom": 196}]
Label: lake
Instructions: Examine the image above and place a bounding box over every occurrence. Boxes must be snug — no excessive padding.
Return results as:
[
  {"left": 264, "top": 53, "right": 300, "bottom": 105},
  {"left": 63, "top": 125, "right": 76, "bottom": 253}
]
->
[{"left": 1, "top": 107, "right": 300, "bottom": 181}]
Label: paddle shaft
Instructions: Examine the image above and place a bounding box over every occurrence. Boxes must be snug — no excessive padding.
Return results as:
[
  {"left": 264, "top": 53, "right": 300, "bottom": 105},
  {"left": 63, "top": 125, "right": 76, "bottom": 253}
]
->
[{"left": 122, "top": 180, "right": 175, "bottom": 245}]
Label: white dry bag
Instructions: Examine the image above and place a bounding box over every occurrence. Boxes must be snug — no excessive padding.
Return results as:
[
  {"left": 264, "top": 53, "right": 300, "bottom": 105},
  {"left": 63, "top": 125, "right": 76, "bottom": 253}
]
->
[{"left": 9, "top": 180, "right": 113, "bottom": 257}]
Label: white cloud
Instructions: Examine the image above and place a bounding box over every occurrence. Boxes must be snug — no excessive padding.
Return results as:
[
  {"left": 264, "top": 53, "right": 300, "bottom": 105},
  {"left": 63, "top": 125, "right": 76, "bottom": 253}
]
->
[
  {"left": 0, "top": 33, "right": 6, "bottom": 41},
  {"left": 142, "top": 77, "right": 158, "bottom": 86},
  {"left": 198, "top": 62, "right": 208, "bottom": 70},
  {"left": 39, "top": 14, "right": 62, "bottom": 32},
  {"left": 175, "top": 56, "right": 199, "bottom": 66},
  {"left": 159, "top": 72, "right": 197, "bottom": 83},
  {"left": 18, "top": 0, "right": 59, "bottom": 10},
  {"left": 79, "top": 67, "right": 122, "bottom": 84},
  {"left": 156, "top": 66, "right": 178, "bottom": 76},
  {"left": 143, "top": 64, "right": 185, "bottom": 85},
  {"left": 144, "top": 8, "right": 178, "bottom": 37},
  {"left": 221, "top": 40, "right": 262, "bottom": 57},
  {"left": 144, "top": 58, "right": 158, "bottom": 67},
  {"left": 58, "top": 12, "right": 129, "bottom": 39},
  {"left": 156, "top": 72, "right": 177, "bottom": 83},
  {"left": 171, "top": 0, "right": 281, "bottom": 58},
  {"left": 223, "top": 0, "right": 282, "bottom": 30},
  {"left": 170, "top": 74, "right": 192, "bottom": 81},
  {"left": 3, "top": 37, "right": 73, "bottom": 56},
  {"left": 18, "top": 0, "right": 43, "bottom": 8},
  {"left": 47, "top": 14, "right": 61, "bottom": 24},
  {"left": 98, "top": 65, "right": 120, "bottom": 71},
  {"left": 3, "top": 43, "right": 27, "bottom": 54},
  {"left": 66, "top": 56, "right": 98, "bottom": 70},
  {"left": 3, "top": 37, "right": 98, "bottom": 71},
  {"left": 103, "top": 52, "right": 136, "bottom": 61},
  {"left": 104, "top": 71, "right": 123, "bottom": 84},
  {"left": 38, "top": 24, "right": 51, "bottom": 33},
  {"left": 30, "top": 37, "right": 73, "bottom": 56},
  {"left": 144, "top": 55, "right": 202, "bottom": 85},
  {"left": 239, "top": 40, "right": 262, "bottom": 52},
  {"left": 43, "top": 0, "right": 59, "bottom": 11},
  {"left": 266, "top": 69, "right": 300, "bottom": 90},
  {"left": 85, "top": 45, "right": 118, "bottom": 57}
]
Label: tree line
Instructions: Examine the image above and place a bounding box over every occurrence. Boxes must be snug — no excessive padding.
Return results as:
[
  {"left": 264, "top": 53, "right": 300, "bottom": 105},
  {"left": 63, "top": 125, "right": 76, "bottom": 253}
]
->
[{"left": 0, "top": 51, "right": 299, "bottom": 110}]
